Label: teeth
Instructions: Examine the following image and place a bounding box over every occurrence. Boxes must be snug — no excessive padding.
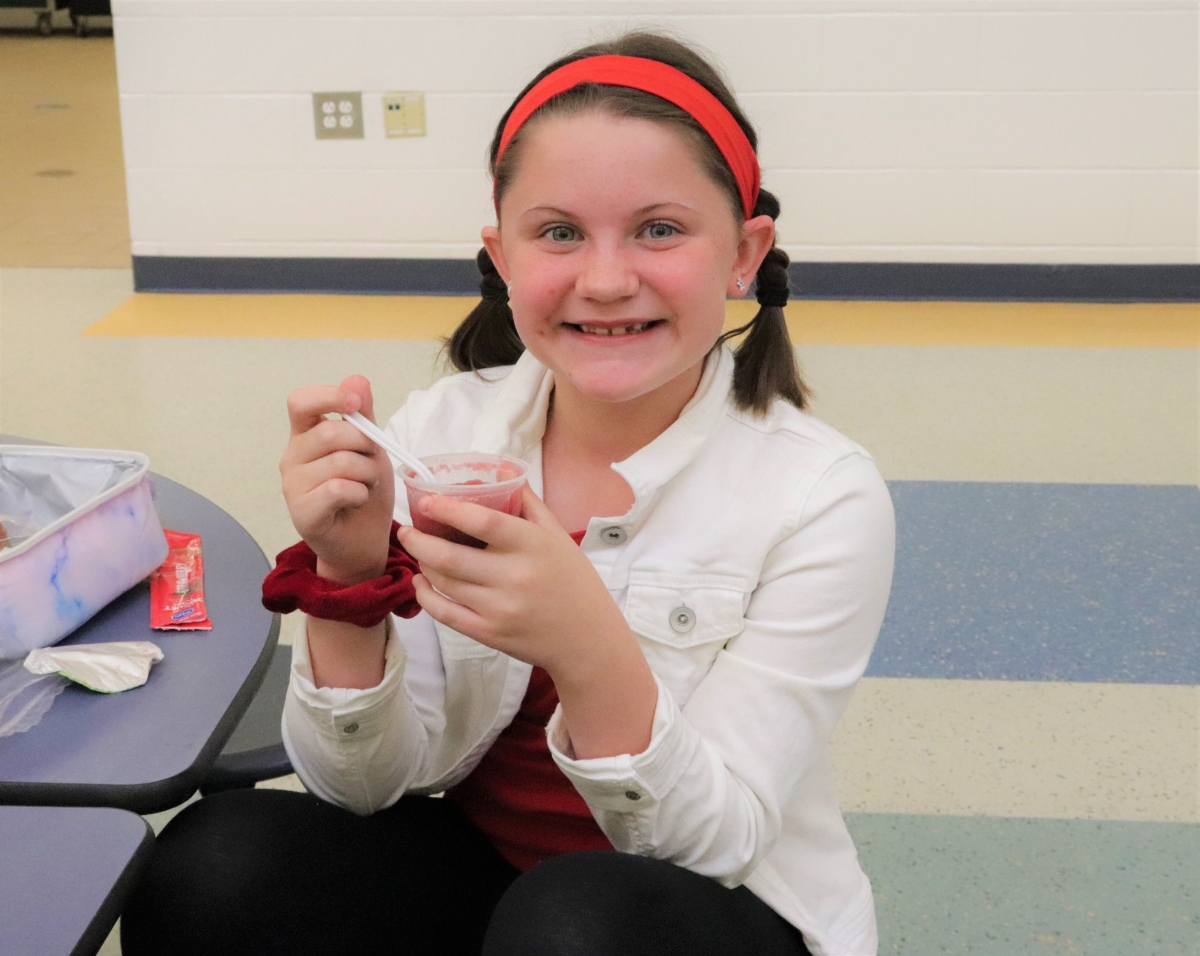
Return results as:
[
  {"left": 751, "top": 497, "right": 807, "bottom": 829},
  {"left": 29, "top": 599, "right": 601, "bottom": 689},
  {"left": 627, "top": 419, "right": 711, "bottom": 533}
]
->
[{"left": 577, "top": 322, "right": 651, "bottom": 336}]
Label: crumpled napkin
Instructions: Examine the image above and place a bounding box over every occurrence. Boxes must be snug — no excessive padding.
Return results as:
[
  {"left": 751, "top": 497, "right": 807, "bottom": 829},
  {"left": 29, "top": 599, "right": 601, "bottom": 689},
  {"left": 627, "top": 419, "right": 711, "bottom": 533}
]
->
[{"left": 24, "top": 641, "right": 164, "bottom": 693}]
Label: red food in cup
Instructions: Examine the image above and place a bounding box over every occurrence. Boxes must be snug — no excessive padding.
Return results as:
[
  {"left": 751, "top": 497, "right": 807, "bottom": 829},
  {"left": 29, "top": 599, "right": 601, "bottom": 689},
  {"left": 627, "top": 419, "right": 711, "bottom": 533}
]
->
[{"left": 402, "top": 453, "right": 529, "bottom": 548}]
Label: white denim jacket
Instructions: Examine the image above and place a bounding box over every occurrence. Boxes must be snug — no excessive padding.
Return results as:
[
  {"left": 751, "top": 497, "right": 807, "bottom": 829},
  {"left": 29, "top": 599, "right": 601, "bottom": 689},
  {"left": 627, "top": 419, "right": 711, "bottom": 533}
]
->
[{"left": 283, "top": 346, "right": 895, "bottom": 956}]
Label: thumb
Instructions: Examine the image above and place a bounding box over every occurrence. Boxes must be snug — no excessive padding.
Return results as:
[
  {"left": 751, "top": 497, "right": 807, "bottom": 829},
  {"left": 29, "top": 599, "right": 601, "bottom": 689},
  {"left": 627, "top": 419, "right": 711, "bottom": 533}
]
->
[
  {"left": 518, "top": 484, "right": 565, "bottom": 532},
  {"left": 340, "top": 375, "right": 376, "bottom": 424}
]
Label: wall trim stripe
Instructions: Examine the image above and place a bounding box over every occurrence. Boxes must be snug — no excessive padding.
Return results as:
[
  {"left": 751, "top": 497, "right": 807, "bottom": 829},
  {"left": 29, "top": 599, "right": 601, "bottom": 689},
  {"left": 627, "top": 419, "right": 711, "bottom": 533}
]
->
[
  {"left": 790, "top": 263, "right": 1200, "bottom": 303},
  {"left": 131, "top": 256, "right": 481, "bottom": 297},
  {"left": 131, "top": 256, "right": 1200, "bottom": 303}
]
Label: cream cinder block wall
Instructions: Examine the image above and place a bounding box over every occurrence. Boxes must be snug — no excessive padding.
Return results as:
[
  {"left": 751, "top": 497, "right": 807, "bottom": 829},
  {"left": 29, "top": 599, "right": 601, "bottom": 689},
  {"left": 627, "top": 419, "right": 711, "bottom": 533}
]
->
[{"left": 114, "top": 0, "right": 1199, "bottom": 265}]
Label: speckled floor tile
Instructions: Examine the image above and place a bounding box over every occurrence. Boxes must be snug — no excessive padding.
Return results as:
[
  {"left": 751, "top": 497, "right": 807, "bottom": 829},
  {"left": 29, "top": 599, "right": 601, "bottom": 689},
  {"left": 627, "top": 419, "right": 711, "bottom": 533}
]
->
[
  {"left": 0, "top": 268, "right": 446, "bottom": 644},
  {"left": 847, "top": 814, "right": 1200, "bottom": 955},
  {"left": 873, "top": 483, "right": 1200, "bottom": 684},
  {"left": 799, "top": 345, "right": 1199, "bottom": 486},
  {"left": 0, "top": 36, "right": 130, "bottom": 269},
  {"left": 832, "top": 679, "right": 1199, "bottom": 822},
  {"left": 2, "top": 269, "right": 1197, "bottom": 956}
]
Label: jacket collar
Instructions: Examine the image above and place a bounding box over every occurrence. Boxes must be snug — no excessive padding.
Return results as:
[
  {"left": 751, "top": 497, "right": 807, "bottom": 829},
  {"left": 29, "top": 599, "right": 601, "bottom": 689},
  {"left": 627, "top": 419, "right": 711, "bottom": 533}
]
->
[
  {"left": 611, "top": 347, "right": 732, "bottom": 507},
  {"left": 469, "top": 346, "right": 734, "bottom": 513},
  {"left": 468, "top": 350, "right": 556, "bottom": 459}
]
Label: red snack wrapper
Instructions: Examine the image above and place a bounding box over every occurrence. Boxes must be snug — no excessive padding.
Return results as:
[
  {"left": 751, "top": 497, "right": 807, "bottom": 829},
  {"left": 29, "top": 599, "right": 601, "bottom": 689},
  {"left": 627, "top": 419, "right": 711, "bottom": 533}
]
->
[{"left": 150, "top": 530, "right": 212, "bottom": 630}]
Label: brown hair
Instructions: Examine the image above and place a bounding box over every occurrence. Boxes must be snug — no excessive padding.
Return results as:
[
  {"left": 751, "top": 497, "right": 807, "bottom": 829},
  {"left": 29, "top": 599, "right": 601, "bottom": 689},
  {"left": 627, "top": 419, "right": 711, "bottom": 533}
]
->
[{"left": 445, "top": 31, "right": 809, "bottom": 415}]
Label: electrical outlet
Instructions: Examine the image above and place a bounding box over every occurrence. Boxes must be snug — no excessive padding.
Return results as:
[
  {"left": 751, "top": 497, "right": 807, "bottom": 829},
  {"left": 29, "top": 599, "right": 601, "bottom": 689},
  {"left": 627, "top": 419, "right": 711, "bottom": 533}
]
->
[
  {"left": 312, "top": 92, "right": 363, "bottom": 140},
  {"left": 383, "top": 92, "right": 426, "bottom": 137}
]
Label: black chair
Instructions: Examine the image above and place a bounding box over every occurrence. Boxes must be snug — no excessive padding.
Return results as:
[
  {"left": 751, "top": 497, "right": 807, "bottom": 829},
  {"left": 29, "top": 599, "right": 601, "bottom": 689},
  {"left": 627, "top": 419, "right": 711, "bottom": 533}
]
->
[
  {"left": 60, "top": 0, "right": 110, "bottom": 36},
  {"left": 199, "top": 643, "right": 294, "bottom": 795}
]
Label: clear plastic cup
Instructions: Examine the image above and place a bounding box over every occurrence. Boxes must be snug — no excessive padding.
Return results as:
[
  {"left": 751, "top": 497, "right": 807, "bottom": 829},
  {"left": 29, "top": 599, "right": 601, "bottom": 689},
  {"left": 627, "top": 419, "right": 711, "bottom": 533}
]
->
[{"left": 402, "top": 453, "right": 529, "bottom": 548}]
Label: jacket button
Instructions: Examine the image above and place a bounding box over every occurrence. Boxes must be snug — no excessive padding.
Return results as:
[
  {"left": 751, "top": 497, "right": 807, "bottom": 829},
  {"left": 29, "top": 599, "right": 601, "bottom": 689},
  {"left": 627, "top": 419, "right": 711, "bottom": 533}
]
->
[
  {"left": 625, "top": 790, "right": 641, "bottom": 801},
  {"left": 669, "top": 606, "right": 695, "bottom": 633},
  {"left": 600, "top": 526, "right": 627, "bottom": 545},
  {"left": 342, "top": 722, "right": 360, "bottom": 735}
]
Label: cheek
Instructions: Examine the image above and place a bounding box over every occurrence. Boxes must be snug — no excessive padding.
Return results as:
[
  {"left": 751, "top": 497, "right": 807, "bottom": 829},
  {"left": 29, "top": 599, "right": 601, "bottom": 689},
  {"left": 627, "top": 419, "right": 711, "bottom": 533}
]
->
[
  {"left": 508, "top": 254, "right": 576, "bottom": 324},
  {"left": 651, "top": 236, "right": 732, "bottom": 293},
  {"left": 647, "top": 248, "right": 730, "bottom": 331}
]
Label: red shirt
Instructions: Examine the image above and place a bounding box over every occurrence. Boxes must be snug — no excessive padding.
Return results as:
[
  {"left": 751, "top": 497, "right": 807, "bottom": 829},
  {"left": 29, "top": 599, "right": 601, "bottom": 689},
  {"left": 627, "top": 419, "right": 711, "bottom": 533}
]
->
[{"left": 445, "top": 530, "right": 613, "bottom": 870}]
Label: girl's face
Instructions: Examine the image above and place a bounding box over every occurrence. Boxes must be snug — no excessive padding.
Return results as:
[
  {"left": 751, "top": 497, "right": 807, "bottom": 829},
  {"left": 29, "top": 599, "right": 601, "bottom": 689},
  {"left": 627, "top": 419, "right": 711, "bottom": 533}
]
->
[{"left": 483, "top": 111, "right": 775, "bottom": 408}]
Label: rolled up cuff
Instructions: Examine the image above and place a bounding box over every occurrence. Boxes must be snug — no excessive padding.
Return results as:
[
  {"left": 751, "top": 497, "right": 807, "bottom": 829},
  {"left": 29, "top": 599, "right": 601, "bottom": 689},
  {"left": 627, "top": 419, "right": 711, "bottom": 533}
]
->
[
  {"left": 546, "top": 674, "right": 697, "bottom": 813},
  {"left": 288, "top": 616, "right": 407, "bottom": 741}
]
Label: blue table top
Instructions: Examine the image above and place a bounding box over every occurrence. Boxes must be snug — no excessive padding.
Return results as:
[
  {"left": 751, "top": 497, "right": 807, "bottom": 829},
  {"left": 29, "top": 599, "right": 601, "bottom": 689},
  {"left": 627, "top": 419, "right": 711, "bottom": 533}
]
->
[
  {"left": 0, "top": 805, "right": 154, "bottom": 956},
  {"left": 0, "top": 470, "right": 279, "bottom": 813}
]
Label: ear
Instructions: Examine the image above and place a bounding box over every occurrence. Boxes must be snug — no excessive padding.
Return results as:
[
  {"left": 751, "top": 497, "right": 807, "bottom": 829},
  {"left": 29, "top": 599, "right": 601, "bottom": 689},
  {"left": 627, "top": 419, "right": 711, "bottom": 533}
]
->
[
  {"left": 728, "top": 214, "right": 776, "bottom": 298},
  {"left": 481, "top": 226, "right": 511, "bottom": 286}
]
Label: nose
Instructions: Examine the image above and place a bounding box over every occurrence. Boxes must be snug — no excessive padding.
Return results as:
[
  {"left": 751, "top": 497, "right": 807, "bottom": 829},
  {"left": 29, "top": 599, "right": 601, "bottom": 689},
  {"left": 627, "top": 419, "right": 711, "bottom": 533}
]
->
[{"left": 574, "top": 243, "right": 638, "bottom": 303}]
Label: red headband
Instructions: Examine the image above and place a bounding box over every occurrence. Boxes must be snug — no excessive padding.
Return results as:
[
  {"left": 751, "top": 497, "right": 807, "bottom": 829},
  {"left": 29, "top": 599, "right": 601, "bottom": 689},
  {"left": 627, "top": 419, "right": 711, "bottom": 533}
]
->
[{"left": 495, "top": 54, "right": 761, "bottom": 220}]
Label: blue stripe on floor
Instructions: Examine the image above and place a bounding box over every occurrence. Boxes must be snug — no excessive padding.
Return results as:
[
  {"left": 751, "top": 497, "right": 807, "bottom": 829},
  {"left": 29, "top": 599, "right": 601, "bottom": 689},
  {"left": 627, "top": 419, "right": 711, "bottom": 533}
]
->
[
  {"left": 867, "top": 483, "right": 1200, "bottom": 684},
  {"left": 846, "top": 814, "right": 1200, "bottom": 956}
]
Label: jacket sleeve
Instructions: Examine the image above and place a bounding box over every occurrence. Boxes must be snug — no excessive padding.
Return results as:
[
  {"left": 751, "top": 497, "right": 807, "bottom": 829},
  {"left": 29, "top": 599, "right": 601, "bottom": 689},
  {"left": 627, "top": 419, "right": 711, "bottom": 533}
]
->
[
  {"left": 546, "top": 451, "right": 895, "bottom": 885},
  {"left": 280, "top": 397, "right": 449, "bottom": 815},
  {"left": 281, "top": 611, "right": 451, "bottom": 815}
]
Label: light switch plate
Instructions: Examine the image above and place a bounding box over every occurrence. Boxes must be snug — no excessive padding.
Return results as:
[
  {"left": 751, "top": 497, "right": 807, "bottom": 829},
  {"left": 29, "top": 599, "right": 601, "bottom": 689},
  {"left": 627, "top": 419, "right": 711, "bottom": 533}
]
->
[
  {"left": 312, "top": 92, "right": 363, "bottom": 140},
  {"left": 383, "top": 92, "right": 426, "bottom": 137}
]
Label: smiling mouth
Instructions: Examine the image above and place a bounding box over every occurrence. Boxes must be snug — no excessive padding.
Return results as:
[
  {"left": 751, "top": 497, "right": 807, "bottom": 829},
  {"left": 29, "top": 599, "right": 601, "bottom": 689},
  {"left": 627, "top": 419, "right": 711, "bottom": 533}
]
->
[{"left": 566, "top": 320, "right": 663, "bottom": 337}]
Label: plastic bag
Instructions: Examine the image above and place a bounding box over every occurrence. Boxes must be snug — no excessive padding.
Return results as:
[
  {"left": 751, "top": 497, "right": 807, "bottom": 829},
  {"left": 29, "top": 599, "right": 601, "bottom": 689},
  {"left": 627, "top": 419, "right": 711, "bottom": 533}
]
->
[
  {"left": 0, "top": 658, "right": 68, "bottom": 737},
  {"left": 0, "top": 514, "right": 41, "bottom": 551}
]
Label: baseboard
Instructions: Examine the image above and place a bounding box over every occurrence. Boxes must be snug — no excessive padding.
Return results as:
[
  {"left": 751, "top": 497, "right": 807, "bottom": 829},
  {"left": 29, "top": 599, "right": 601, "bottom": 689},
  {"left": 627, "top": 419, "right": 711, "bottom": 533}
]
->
[
  {"left": 131, "top": 256, "right": 480, "bottom": 296},
  {"left": 132, "top": 256, "right": 1200, "bottom": 302}
]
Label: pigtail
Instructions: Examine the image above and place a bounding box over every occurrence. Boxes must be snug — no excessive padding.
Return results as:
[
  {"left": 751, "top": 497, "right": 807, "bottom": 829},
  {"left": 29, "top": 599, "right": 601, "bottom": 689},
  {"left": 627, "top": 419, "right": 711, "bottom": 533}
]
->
[
  {"left": 718, "top": 189, "right": 810, "bottom": 415},
  {"left": 445, "top": 248, "right": 526, "bottom": 373}
]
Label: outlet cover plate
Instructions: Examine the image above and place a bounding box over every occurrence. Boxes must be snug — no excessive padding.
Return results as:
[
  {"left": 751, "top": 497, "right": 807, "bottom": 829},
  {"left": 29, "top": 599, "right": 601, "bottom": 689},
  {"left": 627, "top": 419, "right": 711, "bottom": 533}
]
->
[
  {"left": 313, "top": 92, "right": 363, "bottom": 140},
  {"left": 383, "top": 92, "right": 426, "bottom": 137}
]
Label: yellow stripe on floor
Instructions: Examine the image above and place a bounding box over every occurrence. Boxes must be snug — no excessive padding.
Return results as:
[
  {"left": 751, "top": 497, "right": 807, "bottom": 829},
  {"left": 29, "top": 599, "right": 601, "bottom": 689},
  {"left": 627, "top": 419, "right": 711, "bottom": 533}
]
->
[
  {"left": 84, "top": 293, "right": 474, "bottom": 341},
  {"left": 85, "top": 293, "right": 1200, "bottom": 348},
  {"left": 778, "top": 300, "right": 1200, "bottom": 349}
]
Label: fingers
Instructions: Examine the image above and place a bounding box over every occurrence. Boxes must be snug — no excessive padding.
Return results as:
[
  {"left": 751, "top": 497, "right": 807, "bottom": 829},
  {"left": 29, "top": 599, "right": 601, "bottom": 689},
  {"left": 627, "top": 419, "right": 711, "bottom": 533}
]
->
[
  {"left": 282, "top": 431, "right": 389, "bottom": 538},
  {"left": 517, "top": 484, "right": 564, "bottom": 531},
  {"left": 399, "top": 524, "right": 497, "bottom": 586},
  {"left": 292, "top": 477, "right": 373, "bottom": 531},
  {"left": 415, "top": 566, "right": 493, "bottom": 611},
  {"left": 410, "top": 494, "right": 524, "bottom": 550},
  {"left": 283, "top": 417, "right": 376, "bottom": 471},
  {"left": 286, "top": 383, "right": 364, "bottom": 437},
  {"left": 339, "top": 375, "right": 376, "bottom": 425},
  {"left": 412, "top": 574, "right": 492, "bottom": 641},
  {"left": 291, "top": 447, "right": 382, "bottom": 494},
  {"left": 285, "top": 450, "right": 378, "bottom": 520}
]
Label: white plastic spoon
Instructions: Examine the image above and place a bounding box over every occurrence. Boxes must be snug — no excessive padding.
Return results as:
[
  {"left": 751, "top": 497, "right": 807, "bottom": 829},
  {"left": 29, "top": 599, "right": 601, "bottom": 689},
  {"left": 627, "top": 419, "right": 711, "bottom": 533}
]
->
[{"left": 342, "top": 412, "right": 437, "bottom": 483}]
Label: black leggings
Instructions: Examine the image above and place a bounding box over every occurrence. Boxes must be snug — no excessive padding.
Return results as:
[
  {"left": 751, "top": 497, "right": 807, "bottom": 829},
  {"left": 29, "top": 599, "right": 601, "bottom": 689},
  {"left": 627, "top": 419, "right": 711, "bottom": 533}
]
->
[{"left": 122, "top": 789, "right": 811, "bottom": 956}]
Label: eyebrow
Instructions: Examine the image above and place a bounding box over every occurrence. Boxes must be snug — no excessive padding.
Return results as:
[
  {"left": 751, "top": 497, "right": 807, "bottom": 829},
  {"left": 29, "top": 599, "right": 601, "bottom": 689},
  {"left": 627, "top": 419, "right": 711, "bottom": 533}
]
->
[{"left": 524, "top": 202, "right": 691, "bottom": 218}]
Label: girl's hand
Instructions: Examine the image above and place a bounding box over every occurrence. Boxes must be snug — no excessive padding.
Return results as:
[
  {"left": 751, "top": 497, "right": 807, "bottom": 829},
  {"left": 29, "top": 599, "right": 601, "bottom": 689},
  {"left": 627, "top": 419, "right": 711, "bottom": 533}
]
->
[
  {"left": 401, "top": 485, "right": 658, "bottom": 759},
  {"left": 280, "top": 375, "right": 395, "bottom": 585},
  {"left": 398, "top": 486, "right": 629, "bottom": 679}
]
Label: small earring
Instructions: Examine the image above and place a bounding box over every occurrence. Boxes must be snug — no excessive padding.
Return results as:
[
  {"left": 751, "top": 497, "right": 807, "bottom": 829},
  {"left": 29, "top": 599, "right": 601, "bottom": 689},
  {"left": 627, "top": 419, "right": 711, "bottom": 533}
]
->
[
  {"left": 736, "top": 278, "right": 746, "bottom": 292},
  {"left": 506, "top": 280, "right": 513, "bottom": 292}
]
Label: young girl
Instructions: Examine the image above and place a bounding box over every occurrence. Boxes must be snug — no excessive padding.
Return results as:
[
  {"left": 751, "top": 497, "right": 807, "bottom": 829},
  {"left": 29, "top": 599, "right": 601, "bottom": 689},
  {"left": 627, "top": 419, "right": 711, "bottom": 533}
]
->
[{"left": 124, "top": 32, "right": 894, "bottom": 956}]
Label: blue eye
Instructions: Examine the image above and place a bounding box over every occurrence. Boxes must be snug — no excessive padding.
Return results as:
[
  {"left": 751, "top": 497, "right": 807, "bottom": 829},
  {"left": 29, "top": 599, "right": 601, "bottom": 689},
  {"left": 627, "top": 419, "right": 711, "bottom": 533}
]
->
[
  {"left": 645, "top": 221, "right": 677, "bottom": 240},
  {"left": 545, "top": 225, "right": 577, "bottom": 243}
]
